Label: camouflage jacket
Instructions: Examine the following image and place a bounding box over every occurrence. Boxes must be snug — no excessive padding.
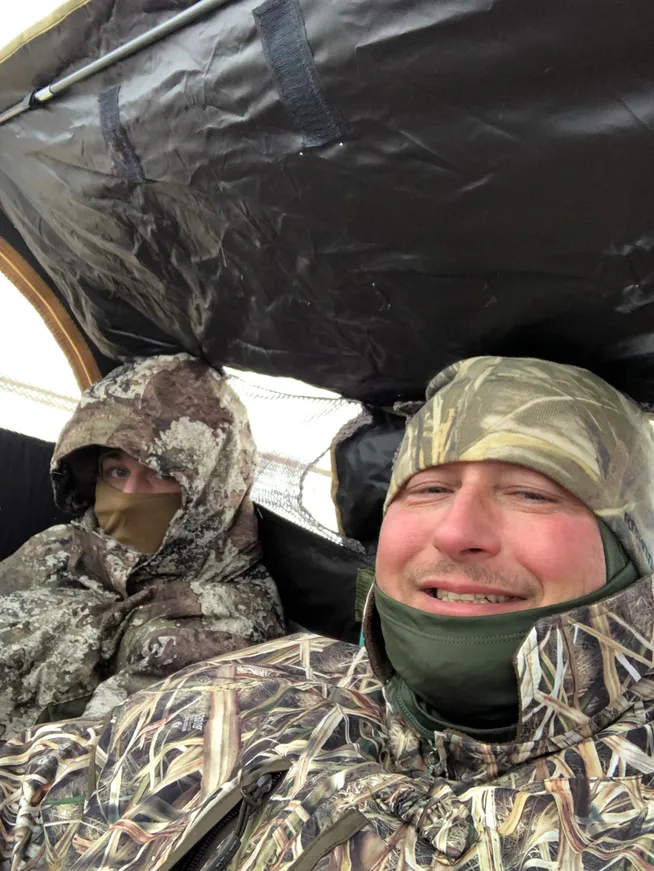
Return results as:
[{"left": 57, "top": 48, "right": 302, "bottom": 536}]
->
[
  {"left": 2, "top": 571, "right": 654, "bottom": 871},
  {"left": 0, "top": 354, "right": 284, "bottom": 738}
]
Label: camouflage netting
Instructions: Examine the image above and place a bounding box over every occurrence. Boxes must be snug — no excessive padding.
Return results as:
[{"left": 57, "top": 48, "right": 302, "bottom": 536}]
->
[
  {"left": 227, "top": 372, "right": 362, "bottom": 546},
  {"left": 0, "top": 376, "right": 76, "bottom": 413}
]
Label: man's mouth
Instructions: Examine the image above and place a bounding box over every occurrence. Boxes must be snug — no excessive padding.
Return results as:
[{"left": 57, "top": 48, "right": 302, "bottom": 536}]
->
[{"left": 425, "top": 589, "right": 517, "bottom": 604}]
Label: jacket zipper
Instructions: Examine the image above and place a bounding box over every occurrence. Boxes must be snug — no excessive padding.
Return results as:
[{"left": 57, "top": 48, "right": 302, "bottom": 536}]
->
[{"left": 174, "top": 771, "right": 285, "bottom": 871}]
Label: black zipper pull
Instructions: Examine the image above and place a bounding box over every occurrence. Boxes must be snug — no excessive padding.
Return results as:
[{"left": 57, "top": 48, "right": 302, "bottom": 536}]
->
[
  {"left": 208, "top": 832, "right": 241, "bottom": 871},
  {"left": 242, "top": 773, "right": 277, "bottom": 809},
  {"left": 207, "top": 772, "right": 284, "bottom": 871}
]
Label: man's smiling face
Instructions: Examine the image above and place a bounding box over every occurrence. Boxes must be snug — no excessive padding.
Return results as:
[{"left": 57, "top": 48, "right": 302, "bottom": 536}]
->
[{"left": 376, "top": 460, "right": 606, "bottom": 616}]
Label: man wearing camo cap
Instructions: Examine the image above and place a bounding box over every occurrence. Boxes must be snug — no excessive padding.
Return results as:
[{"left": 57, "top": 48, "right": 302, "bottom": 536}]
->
[{"left": 2, "top": 356, "right": 654, "bottom": 870}]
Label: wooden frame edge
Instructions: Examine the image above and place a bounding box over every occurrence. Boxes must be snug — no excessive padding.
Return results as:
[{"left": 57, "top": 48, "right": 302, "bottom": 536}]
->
[{"left": 0, "top": 237, "right": 101, "bottom": 390}]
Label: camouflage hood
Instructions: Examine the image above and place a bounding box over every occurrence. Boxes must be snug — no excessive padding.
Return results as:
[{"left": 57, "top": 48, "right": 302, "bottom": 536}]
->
[
  {"left": 0, "top": 354, "right": 284, "bottom": 736},
  {"left": 386, "top": 355, "right": 654, "bottom": 576},
  {"left": 52, "top": 353, "right": 261, "bottom": 587}
]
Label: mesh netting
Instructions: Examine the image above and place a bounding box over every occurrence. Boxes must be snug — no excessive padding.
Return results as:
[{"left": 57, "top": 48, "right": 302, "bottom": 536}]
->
[
  {"left": 0, "top": 374, "right": 77, "bottom": 412},
  {"left": 227, "top": 373, "right": 363, "bottom": 548},
  {"left": 0, "top": 366, "right": 364, "bottom": 547},
  {"left": 0, "top": 374, "right": 78, "bottom": 441}
]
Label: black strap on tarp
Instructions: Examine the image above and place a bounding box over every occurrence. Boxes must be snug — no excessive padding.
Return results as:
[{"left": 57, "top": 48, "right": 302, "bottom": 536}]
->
[
  {"left": 99, "top": 85, "right": 146, "bottom": 184},
  {"left": 253, "top": 0, "right": 344, "bottom": 147}
]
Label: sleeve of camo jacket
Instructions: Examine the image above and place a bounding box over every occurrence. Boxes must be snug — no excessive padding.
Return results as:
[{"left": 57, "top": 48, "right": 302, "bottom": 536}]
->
[{"left": 0, "top": 718, "right": 105, "bottom": 869}]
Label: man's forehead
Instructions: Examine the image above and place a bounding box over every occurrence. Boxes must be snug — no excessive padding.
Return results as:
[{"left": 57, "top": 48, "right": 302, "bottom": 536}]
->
[
  {"left": 101, "top": 448, "right": 142, "bottom": 465},
  {"left": 409, "top": 460, "right": 560, "bottom": 485}
]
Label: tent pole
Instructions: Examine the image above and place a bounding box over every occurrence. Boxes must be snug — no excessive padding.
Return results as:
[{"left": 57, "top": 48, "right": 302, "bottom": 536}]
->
[{"left": 0, "top": 0, "right": 232, "bottom": 127}]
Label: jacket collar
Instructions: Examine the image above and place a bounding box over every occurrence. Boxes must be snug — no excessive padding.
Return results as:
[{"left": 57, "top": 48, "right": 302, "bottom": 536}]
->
[{"left": 364, "top": 576, "right": 654, "bottom": 764}]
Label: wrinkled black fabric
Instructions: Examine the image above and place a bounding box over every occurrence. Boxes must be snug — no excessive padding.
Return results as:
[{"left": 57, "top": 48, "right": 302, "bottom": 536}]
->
[
  {"left": 256, "top": 506, "right": 368, "bottom": 643},
  {"left": 333, "top": 410, "right": 405, "bottom": 551},
  {"left": 3, "top": 0, "right": 654, "bottom": 401},
  {"left": 0, "top": 429, "right": 68, "bottom": 561}
]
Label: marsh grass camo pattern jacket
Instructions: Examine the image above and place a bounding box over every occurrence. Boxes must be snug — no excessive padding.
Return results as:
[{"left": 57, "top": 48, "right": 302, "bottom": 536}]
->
[
  {"left": 2, "top": 571, "right": 654, "bottom": 871},
  {"left": 3, "top": 355, "right": 654, "bottom": 869}
]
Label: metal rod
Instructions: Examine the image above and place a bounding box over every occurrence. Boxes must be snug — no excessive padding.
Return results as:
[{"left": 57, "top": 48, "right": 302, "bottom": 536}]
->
[
  {"left": 0, "top": 94, "right": 34, "bottom": 125},
  {"left": 0, "top": 0, "right": 232, "bottom": 127}
]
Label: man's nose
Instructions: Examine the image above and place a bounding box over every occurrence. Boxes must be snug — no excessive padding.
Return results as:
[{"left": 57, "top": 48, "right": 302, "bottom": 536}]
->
[
  {"left": 121, "top": 476, "right": 138, "bottom": 495},
  {"left": 430, "top": 488, "right": 501, "bottom": 560}
]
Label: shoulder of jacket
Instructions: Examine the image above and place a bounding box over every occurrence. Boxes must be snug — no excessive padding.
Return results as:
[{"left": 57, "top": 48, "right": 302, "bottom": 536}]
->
[
  {"left": 223, "top": 633, "right": 374, "bottom": 682},
  {"left": 108, "top": 635, "right": 380, "bottom": 732},
  {"left": 0, "top": 523, "right": 74, "bottom": 582}
]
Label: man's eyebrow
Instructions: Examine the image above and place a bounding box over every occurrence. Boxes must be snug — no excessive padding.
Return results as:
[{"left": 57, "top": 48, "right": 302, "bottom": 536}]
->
[{"left": 100, "top": 450, "right": 124, "bottom": 461}]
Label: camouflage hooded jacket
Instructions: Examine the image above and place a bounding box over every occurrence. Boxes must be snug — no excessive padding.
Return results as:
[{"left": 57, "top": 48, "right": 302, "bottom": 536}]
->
[
  {"left": 0, "top": 354, "right": 284, "bottom": 738},
  {"left": 3, "top": 584, "right": 654, "bottom": 871},
  {"left": 3, "top": 356, "right": 654, "bottom": 870}
]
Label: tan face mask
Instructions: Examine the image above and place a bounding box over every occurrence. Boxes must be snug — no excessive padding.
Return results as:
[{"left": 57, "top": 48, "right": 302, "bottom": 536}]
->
[{"left": 94, "top": 478, "right": 182, "bottom": 553}]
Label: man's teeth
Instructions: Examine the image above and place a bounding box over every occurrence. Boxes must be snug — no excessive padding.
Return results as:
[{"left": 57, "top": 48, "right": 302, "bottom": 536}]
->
[{"left": 431, "top": 589, "right": 515, "bottom": 603}]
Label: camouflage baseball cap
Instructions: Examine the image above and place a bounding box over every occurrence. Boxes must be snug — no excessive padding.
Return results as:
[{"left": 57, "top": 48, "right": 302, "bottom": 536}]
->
[{"left": 386, "top": 356, "right": 654, "bottom": 577}]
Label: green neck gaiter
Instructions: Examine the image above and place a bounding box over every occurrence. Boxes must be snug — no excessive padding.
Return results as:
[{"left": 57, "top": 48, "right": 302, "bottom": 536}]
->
[{"left": 377, "top": 521, "right": 639, "bottom": 743}]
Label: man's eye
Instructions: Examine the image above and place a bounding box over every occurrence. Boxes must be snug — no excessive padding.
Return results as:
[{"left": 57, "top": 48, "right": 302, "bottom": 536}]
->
[
  {"left": 410, "top": 485, "right": 450, "bottom": 496},
  {"left": 106, "top": 467, "right": 129, "bottom": 479},
  {"left": 514, "top": 490, "right": 553, "bottom": 502}
]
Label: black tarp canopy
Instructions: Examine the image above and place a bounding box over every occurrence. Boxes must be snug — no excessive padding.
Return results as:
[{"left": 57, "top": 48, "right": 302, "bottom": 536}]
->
[{"left": 2, "top": 0, "right": 654, "bottom": 403}]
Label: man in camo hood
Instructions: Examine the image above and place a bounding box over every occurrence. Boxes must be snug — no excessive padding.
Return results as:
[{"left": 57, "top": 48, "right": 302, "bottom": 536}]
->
[
  {"left": 3, "top": 356, "right": 654, "bottom": 871},
  {"left": 0, "top": 353, "right": 284, "bottom": 738}
]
